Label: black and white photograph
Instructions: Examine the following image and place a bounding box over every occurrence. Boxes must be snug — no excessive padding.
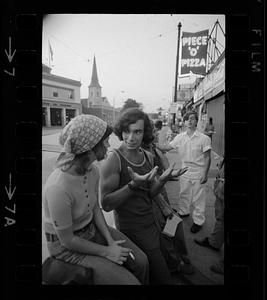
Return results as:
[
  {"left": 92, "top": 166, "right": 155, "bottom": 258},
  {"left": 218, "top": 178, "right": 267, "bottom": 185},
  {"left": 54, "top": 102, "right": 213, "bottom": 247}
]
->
[{"left": 41, "top": 14, "right": 225, "bottom": 285}]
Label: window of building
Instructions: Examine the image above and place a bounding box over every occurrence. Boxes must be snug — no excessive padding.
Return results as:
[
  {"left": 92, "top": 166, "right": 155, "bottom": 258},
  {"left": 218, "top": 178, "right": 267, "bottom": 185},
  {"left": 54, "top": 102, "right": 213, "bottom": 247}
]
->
[
  {"left": 68, "top": 90, "right": 74, "bottom": 99},
  {"left": 53, "top": 89, "right": 58, "bottom": 97}
]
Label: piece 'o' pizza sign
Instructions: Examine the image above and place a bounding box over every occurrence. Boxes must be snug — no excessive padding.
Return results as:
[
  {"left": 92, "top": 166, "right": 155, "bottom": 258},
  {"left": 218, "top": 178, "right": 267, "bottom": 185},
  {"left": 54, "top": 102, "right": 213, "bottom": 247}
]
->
[{"left": 181, "top": 30, "right": 209, "bottom": 75}]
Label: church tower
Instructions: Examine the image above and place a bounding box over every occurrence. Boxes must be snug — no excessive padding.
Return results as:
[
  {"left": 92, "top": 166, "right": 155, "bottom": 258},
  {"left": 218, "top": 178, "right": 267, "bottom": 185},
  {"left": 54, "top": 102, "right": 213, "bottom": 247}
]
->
[{"left": 88, "top": 55, "right": 102, "bottom": 106}]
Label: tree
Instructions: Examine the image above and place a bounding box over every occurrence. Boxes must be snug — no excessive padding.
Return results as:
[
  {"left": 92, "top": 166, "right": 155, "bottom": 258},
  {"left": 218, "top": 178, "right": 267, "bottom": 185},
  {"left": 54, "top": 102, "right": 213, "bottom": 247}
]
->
[{"left": 121, "top": 98, "right": 143, "bottom": 111}]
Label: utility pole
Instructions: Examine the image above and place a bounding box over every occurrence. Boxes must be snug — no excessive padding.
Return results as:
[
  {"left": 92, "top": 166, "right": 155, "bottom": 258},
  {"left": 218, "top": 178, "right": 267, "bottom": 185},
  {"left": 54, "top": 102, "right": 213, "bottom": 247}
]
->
[{"left": 172, "top": 22, "right": 182, "bottom": 125}]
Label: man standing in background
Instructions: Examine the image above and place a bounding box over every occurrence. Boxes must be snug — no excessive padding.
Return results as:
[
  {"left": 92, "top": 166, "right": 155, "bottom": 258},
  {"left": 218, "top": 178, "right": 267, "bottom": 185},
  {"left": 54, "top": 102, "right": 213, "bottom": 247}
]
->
[{"left": 156, "top": 111, "right": 211, "bottom": 233}]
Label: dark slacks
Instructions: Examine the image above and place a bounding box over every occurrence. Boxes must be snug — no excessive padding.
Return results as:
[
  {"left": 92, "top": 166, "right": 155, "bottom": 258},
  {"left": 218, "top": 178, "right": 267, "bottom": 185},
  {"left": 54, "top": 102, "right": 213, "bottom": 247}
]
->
[
  {"left": 46, "top": 225, "right": 149, "bottom": 285},
  {"left": 209, "top": 196, "right": 224, "bottom": 249},
  {"left": 122, "top": 225, "right": 174, "bottom": 285}
]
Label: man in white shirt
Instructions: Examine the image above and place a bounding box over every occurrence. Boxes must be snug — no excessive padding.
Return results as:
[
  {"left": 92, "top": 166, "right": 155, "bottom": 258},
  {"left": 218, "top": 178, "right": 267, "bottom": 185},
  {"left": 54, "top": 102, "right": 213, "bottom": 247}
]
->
[{"left": 156, "top": 111, "right": 211, "bottom": 233}]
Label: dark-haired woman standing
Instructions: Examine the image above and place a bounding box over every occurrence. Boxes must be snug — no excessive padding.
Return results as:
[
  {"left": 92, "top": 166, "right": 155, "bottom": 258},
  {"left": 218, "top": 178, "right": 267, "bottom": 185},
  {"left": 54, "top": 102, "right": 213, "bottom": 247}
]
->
[{"left": 101, "top": 108, "right": 189, "bottom": 284}]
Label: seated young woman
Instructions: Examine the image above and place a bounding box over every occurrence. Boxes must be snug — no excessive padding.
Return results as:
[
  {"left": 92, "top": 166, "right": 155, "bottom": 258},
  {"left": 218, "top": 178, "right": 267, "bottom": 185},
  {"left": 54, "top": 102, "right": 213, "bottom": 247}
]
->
[{"left": 42, "top": 114, "right": 149, "bottom": 285}]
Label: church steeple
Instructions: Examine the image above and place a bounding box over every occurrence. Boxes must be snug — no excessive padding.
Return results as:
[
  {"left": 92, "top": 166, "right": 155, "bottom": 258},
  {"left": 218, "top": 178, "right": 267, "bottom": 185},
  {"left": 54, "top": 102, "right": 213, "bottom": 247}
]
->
[
  {"left": 89, "top": 55, "right": 101, "bottom": 88},
  {"left": 88, "top": 55, "right": 102, "bottom": 106}
]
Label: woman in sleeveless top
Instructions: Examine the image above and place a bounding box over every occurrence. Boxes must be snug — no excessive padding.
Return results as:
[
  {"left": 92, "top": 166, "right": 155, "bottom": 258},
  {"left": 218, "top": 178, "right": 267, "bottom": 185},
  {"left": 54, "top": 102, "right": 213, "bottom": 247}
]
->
[{"left": 100, "top": 108, "right": 190, "bottom": 284}]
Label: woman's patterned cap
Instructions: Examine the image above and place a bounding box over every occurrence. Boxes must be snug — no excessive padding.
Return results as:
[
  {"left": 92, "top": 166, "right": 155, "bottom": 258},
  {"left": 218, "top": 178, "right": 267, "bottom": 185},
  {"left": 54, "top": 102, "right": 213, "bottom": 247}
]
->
[{"left": 59, "top": 114, "right": 107, "bottom": 155}]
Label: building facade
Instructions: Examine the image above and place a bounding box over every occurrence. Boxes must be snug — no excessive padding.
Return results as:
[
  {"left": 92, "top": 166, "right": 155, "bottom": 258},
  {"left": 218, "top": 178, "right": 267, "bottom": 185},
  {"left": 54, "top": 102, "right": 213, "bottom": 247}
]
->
[
  {"left": 192, "top": 51, "right": 225, "bottom": 156},
  {"left": 168, "top": 82, "right": 195, "bottom": 125},
  {"left": 42, "top": 64, "right": 82, "bottom": 127}
]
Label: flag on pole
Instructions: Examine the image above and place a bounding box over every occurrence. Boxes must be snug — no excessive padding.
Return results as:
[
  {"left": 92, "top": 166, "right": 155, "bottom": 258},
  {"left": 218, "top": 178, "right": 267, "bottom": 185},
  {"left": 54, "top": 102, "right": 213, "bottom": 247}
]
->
[{"left": 49, "top": 40, "right": 54, "bottom": 61}]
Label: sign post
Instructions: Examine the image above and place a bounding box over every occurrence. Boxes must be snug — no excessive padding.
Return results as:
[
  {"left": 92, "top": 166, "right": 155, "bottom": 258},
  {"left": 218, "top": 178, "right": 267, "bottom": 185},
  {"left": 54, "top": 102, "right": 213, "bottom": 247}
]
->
[
  {"left": 173, "top": 22, "right": 182, "bottom": 125},
  {"left": 169, "top": 102, "right": 178, "bottom": 114}
]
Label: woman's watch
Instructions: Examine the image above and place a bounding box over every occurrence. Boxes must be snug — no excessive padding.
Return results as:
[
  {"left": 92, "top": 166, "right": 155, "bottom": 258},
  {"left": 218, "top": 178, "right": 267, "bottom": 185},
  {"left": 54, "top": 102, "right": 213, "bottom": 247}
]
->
[{"left": 127, "top": 181, "right": 140, "bottom": 191}]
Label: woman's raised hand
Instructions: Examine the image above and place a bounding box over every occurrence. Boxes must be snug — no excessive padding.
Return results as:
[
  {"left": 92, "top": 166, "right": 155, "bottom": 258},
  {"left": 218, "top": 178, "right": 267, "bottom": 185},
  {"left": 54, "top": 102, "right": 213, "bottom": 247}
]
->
[
  {"left": 171, "top": 166, "right": 188, "bottom": 178},
  {"left": 127, "top": 166, "right": 158, "bottom": 187},
  {"left": 159, "top": 162, "right": 176, "bottom": 182},
  {"left": 160, "top": 163, "right": 188, "bottom": 183}
]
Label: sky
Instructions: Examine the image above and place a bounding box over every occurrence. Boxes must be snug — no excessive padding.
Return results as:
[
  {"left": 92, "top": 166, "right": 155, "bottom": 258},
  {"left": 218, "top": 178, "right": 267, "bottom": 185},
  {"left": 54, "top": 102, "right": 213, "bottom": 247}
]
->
[{"left": 42, "top": 14, "right": 225, "bottom": 113}]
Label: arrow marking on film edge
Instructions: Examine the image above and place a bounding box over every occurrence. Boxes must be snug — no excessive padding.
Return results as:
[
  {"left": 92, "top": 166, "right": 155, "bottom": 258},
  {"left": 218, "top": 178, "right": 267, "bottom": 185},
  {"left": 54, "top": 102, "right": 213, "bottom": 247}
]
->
[
  {"left": 5, "top": 37, "right": 16, "bottom": 63},
  {"left": 5, "top": 173, "right": 16, "bottom": 200},
  {"left": 4, "top": 68, "right": 15, "bottom": 76}
]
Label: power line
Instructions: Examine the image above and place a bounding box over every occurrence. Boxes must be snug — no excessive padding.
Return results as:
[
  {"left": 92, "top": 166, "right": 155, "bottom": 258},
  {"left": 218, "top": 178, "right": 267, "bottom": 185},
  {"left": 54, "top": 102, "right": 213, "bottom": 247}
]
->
[
  {"left": 44, "top": 28, "right": 175, "bottom": 67},
  {"left": 96, "top": 27, "right": 177, "bottom": 60},
  {"left": 43, "top": 30, "right": 90, "bottom": 62}
]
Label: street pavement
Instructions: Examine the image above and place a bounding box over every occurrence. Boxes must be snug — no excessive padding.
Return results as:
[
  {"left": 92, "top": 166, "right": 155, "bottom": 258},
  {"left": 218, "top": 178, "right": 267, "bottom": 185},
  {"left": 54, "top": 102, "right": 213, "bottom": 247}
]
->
[
  {"left": 42, "top": 127, "right": 224, "bottom": 285},
  {"left": 165, "top": 149, "right": 224, "bottom": 285}
]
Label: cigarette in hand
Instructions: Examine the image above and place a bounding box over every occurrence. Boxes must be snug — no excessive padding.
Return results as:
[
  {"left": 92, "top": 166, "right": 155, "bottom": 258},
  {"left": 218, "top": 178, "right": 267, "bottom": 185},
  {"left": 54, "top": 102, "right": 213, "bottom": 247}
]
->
[{"left": 129, "top": 251, "right": 135, "bottom": 260}]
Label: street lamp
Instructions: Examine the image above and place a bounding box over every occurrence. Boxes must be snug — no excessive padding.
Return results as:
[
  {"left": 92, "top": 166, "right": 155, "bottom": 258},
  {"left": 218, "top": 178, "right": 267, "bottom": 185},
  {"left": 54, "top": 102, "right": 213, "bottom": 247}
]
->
[{"left": 113, "top": 90, "right": 125, "bottom": 125}]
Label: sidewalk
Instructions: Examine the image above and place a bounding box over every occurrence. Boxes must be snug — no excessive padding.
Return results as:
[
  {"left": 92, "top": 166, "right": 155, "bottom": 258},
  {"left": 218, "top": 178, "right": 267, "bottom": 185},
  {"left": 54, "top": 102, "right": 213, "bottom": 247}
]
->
[
  {"left": 41, "top": 129, "right": 224, "bottom": 285},
  {"left": 42, "top": 126, "right": 63, "bottom": 136},
  {"left": 165, "top": 149, "right": 224, "bottom": 285}
]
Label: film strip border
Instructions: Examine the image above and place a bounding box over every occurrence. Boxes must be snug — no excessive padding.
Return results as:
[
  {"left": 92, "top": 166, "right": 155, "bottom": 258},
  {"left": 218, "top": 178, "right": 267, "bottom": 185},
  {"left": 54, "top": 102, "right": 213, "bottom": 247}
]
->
[
  {"left": 226, "top": 3, "right": 264, "bottom": 299},
  {"left": 0, "top": 7, "right": 264, "bottom": 300},
  {"left": 1, "top": 13, "right": 41, "bottom": 298}
]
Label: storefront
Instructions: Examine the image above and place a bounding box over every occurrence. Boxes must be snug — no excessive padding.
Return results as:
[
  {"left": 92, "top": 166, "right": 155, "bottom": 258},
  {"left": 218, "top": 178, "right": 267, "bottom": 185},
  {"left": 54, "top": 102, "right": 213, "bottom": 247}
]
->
[
  {"left": 42, "top": 107, "right": 46, "bottom": 126},
  {"left": 42, "top": 63, "right": 82, "bottom": 127},
  {"left": 50, "top": 108, "right": 62, "bottom": 126},
  {"left": 66, "top": 109, "right": 76, "bottom": 123},
  {"left": 42, "top": 101, "right": 81, "bottom": 127},
  {"left": 192, "top": 52, "right": 225, "bottom": 156},
  {"left": 205, "top": 92, "right": 225, "bottom": 156}
]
